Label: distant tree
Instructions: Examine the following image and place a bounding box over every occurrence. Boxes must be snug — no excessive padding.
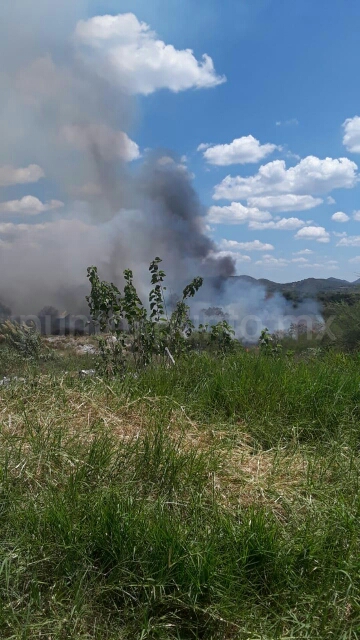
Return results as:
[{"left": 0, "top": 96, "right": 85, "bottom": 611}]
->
[{"left": 201, "top": 306, "right": 229, "bottom": 319}]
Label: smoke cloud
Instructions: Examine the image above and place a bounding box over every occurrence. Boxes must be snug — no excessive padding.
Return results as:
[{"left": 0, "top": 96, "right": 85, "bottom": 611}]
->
[
  {"left": 0, "top": 2, "right": 236, "bottom": 315},
  {"left": 190, "top": 278, "right": 324, "bottom": 343},
  {"left": 0, "top": 3, "right": 321, "bottom": 342}
]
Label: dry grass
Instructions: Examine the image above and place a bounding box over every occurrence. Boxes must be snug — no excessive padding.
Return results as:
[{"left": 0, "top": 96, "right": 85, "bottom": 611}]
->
[
  {"left": 0, "top": 376, "right": 311, "bottom": 518},
  {"left": 0, "top": 351, "right": 359, "bottom": 638}
]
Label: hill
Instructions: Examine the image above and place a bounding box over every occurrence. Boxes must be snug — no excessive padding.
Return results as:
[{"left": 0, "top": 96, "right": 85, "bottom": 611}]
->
[{"left": 230, "top": 275, "right": 360, "bottom": 298}]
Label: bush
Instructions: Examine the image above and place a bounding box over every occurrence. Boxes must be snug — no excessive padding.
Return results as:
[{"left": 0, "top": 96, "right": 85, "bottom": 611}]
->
[
  {"left": 0, "top": 320, "right": 41, "bottom": 359},
  {"left": 86, "top": 258, "right": 240, "bottom": 374}
]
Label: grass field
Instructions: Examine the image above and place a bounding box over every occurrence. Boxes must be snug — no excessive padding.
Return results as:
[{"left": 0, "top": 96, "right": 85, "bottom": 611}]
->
[{"left": 0, "top": 346, "right": 359, "bottom": 638}]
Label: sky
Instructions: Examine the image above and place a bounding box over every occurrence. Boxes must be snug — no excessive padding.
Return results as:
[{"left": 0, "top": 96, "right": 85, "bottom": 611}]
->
[{"left": 1, "top": 0, "right": 360, "bottom": 292}]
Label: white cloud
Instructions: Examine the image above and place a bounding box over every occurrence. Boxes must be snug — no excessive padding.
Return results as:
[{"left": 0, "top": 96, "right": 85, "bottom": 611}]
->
[
  {"left": 200, "top": 135, "right": 278, "bottom": 166},
  {"left": 353, "top": 210, "right": 360, "bottom": 221},
  {"left": 349, "top": 256, "right": 360, "bottom": 263},
  {"left": 0, "top": 222, "right": 55, "bottom": 242},
  {"left": 276, "top": 119, "right": 299, "bottom": 127},
  {"left": 331, "top": 211, "right": 349, "bottom": 222},
  {"left": 337, "top": 235, "right": 360, "bottom": 247},
  {"left": 207, "top": 202, "right": 271, "bottom": 225},
  {"left": 342, "top": 116, "right": 360, "bottom": 153},
  {"left": 295, "top": 226, "right": 330, "bottom": 243},
  {"left": 197, "top": 143, "right": 212, "bottom": 151},
  {"left": 249, "top": 217, "right": 305, "bottom": 231},
  {"left": 75, "top": 13, "right": 225, "bottom": 95},
  {"left": 213, "top": 250, "right": 251, "bottom": 263},
  {"left": 292, "top": 257, "right": 309, "bottom": 263},
  {"left": 213, "top": 156, "right": 358, "bottom": 201},
  {"left": 62, "top": 124, "right": 140, "bottom": 161},
  {"left": 298, "top": 262, "right": 338, "bottom": 270},
  {"left": 333, "top": 231, "right": 347, "bottom": 238},
  {"left": 0, "top": 164, "right": 44, "bottom": 187},
  {"left": 0, "top": 196, "right": 64, "bottom": 216},
  {"left": 293, "top": 249, "right": 313, "bottom": 255},
  {"left": 220, "top": 239, "right": 274, "bottom": 251},
  {"left": 327, "top": 196, "right": 336, "bottom": 204},
  {"left": 247, "top": 194, "right": 322, "bottom": 212},
  {"left": 255, "top": 254, "right": 288, "bottom": 267}
]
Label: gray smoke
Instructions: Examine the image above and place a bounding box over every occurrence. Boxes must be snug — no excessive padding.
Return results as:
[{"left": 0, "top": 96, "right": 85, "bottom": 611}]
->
[
  {"left": 190, "top": 278, "right": 324, "bottom": 343},
  {"left": 0, "top": 2, "right": 322, "bottom": 343},
  {"left": 0, "top": 1, "right": 236, "bottom": 315}
]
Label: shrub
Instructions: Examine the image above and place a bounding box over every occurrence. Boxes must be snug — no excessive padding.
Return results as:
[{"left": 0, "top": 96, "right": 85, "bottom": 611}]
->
[{"left": 0, "top": 320, "right": 41, "bottom": 359}]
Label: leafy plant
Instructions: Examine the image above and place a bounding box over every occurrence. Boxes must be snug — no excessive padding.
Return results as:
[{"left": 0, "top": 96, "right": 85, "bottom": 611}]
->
[
  {"left": 210, "top": 319, "right": 236, "bottom": 353},
  {"left": 86, "top": 258, "right": 204, "bottom": 374},
  {"left": 258, "top": 327, "right": 282, "bottom": 356}
]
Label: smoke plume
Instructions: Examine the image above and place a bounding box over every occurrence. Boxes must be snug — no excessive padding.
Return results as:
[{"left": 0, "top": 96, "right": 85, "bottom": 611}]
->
[
  {"left": 0, "top": 3, "right": 322, "bottom": 343},
  {"left": 0, "top": 1, "right": 235, "bottom": 315}
]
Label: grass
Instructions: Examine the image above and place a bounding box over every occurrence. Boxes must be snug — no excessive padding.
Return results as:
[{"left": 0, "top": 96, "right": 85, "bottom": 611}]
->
[{"left": 0, "top": 346, "right": 359, "bottom": 638}]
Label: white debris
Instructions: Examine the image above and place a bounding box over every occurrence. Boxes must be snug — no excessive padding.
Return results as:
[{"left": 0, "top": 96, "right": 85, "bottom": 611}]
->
[
  {"left": 0, "top": 376, "right": 26, "bottom": 387},
  {"left": 78, "top": 369, "right": 96, "bottom": 378},
  {"left": 76, "top": 344, "right": 97, "bottom": 355}
]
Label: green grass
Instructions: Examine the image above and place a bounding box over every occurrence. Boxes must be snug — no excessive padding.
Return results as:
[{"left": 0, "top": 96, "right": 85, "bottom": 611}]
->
[{"left": 0, "top": 348, "right": 359, "bottom": 638}]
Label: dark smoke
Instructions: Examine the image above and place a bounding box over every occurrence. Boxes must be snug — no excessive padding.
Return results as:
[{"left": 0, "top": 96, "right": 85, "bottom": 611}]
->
[
  {"left": 139, "top": 152, "right": 236, "bottom": 278},
  {"left": 0, "top": 3, "right": 234, "bottom": 315},
  {"left": 0, "top": 3, "right": 321, "bottom": 344}
]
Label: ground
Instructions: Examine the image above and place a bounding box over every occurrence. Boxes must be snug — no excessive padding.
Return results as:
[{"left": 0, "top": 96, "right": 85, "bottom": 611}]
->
[{"left": 0, "top": 341, "right": 359, "bottom": 638}]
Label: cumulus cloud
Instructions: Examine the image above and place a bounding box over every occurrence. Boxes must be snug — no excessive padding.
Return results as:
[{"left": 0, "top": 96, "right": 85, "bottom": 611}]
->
[
  {"left": 199, "top": 135, "right": 278, "bottom": 166},
  {"left": 75, "top": 13, "right": 225, "bottom": 95},
  {"left": 348, "top": 256, "right": 360, "bottom": 263},
  {"left": 0, "top": 164, "right": 44, "bottom": 187},
  {"left": 331, "top": 211, "right": 349, "bottom": 223},
  {"left": 298, "top": 261, "right": 338, "bottom": 270},
  {"left": 247, "top": 194, "right": 322, "bottom": 212},
  {"left": 197, "top": 143, "right": 211, "bottom": 152},
  {"left": 220, "top": 239, "right": 274, "bottom": 251},
  {"left": 353, "top": 210, "right": 360, "bottom": 221},
  {"left": 207, "top": 202, "right": 271, "bottom": 225},
  {"left": 255, "top": 254, "right": 288, "bottom": 267},
  {"left": 62, "top": 124, "right": 140, "bottom": 162},
  {"left": 249, "top": 217, "right": 306, "bottom": 231},
  {"left": 337, "top": 235, "right": 360, "bottom": 247},
  {"left": 295, "top": 226, "right": 330, "bottom": 243},
  {"left": 212, "top": 250, "right": 251, "bottom": 264},
  {"left": 0, "top": 222, "right": 45, "bottom": 238},
  {"left": 342, "top": 116, "right": 360, "bottom": 153},
  {"left": 213, "top": 156, "right": 358, "bottom": 201},
  {"left": 293, "top": 249, "right": 313, "bottom": 255},
  {"left": 0, "top": 196, "right": 64, "bottom": 216}
]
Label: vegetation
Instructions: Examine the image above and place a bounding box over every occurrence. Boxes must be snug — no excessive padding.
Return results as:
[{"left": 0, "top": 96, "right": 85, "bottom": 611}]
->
[
  {"left": 0, "top": 262, "right": 360, "bottom": 638},
  {"left": 86, "top": 258, "right": 239, "bottom": 374}
]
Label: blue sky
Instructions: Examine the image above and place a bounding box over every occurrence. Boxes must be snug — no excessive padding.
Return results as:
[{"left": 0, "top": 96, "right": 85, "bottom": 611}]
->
[{"left": 1, "top": 0, "right": 360, "bottom": 292}]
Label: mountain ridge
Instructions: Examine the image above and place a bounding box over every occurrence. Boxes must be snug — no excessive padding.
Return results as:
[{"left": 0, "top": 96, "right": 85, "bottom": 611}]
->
[{"left": 229, "top": 275, "right": 360, "bottom": 297}]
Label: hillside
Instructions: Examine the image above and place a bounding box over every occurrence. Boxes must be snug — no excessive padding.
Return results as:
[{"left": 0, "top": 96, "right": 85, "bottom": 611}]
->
[{"left": 230, "top": 275, "right": 360, "bottom": 298}]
